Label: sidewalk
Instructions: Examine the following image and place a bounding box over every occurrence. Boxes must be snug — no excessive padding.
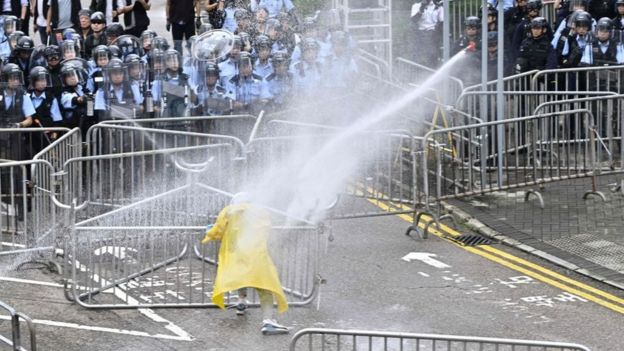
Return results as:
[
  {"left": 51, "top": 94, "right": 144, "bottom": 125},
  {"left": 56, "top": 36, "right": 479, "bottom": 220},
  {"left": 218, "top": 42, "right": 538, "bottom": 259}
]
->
[{"left": 447, "top": 173, "right": 624, "bottom": 290}]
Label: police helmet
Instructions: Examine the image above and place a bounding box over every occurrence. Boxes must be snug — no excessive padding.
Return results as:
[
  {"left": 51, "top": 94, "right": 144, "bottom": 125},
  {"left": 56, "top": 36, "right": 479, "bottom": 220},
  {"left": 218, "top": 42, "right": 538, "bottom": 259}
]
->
[
  {"left": 234, "top": 9, "right": 250, "bottom": 20},
  {"left": 164, "top": 49, "right": 181, "bottom": 68},
  {"left": 141, "top": 29, "right": 157, "bottom": 41},
  {"left": 60, "top": 62, "right": 85, "bottom": 86},
  {"left": 15, "top": 36, "right": 34, "bottom": 52},
  {"left": 29, "top": 66, "right": 51, "bottom": 87},
  {"left": 78, "top": 8, "right": 92, "bottom": 18},
  {"left": 124, "top": 53, "right": 141, "bottom": 65},
  {"left": 152, "top": 36, "right": 170, "bottom": 51},
  {"left": 90, "top": 11, "right": 105, "bottom": 23},
  {"left": 526, "top": 0, "right": 543, "bottom": 11},
  {"left": 530, "top": 16, "right": 549, "bottom": 29},
  {"left": 3, "top": 15, "right": 18, "bottom": 33},
  {"left": 303, "top": 16, "right": 317, "bottom": 32},
  {"left": 265, "top": 18, "right": 281, "bottom": 32},
  {"left": 464, "top": 16, "right": 480, "bottom": 29},
  {"left": 2, "top": 63, "right": 23, "bottom": 84},
  {"left": 62, "top": 27, "right": 78, "bottom": 40},
  {"left": 8, "top": 31, "right": 24, "bottom": 50},
  {"left": 106, "top": 57, "right": 125, "bottom": 72},
  {"left": 479, "top": 3, "right": 498, "bottom": 18},
  {"left": 573, "top": 11, "right": 592, "bottom": 28},
  {"left": 108, "top": 45, "right": 121, "bottom": 58},
  {"left": 203, "top": 62, "right": 220, "bottom": 78},
  {"left": 43, "top": 45, "right": 62, "bottom": 60},
  {"left": 271, "top": 51, "right": 290, "bottom": 68},
  {"left": 301, "top": 37, "right": 320, "bottom": 52},
  {"left": 116, "top": 35, "right": 142, "bottom": 57},
  {"left": 596, "top": 17, "right": 613, "bottom": 31},
  {"left": 92, "top": 45, "right": 111, "bottom": 61},
  {"left": 238, "top": 51, "right": 253, "bottom": 69},
  {"left": 254, "top": 34, "right": 272, "bottom": 50},
  {"left": 232, "top": 34, "right": 243, "bottom": 49},
  {"left": 617, "top": 0, "right": 624, "bottom": 6},
  {"left": 105, "top": 23, "right": 124, "bottom": 39}
]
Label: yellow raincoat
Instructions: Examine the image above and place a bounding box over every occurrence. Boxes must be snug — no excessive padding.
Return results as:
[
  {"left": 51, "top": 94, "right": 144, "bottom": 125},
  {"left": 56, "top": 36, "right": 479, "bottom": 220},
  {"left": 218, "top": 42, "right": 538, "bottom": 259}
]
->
[{"left": 201, "top": 203, "right": 288, "bottom": 313}]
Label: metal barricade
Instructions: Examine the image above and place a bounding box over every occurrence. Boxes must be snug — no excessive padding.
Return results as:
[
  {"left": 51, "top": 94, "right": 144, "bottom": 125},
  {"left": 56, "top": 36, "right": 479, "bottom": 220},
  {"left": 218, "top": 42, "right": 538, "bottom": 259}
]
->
[
  {"left": 455, "top": 91, "right": 618, "bottom": 125},
  {"left": 533, "top": 95, "right": 624, "bottom": 171},
  {"left": 0, "top": 160, "right": 58, "bottom": 261},
  {"left": 462, "top": 70, "right": 539, "bottom": 93},
  {"left": 61, "top": 141, "right": 242, "bottom": 220},
  {"left": 64, "top": 183, "right": 325, "bottom": 309},
  {"left": 531, "top": 66, "right": 624, "bottom": 94},
  {"left": 420, "top": 109, "right": 603, "bottom": 217},
  {"left": 0, "top": 128, "right": 70, "bottom": 162},
  {"left": 289, "top": 328, "right": 591, "bottom": 351},
  {"left": 96, "top": 114, "right": 259, "bottom": 143},
  {"left": 0, "top": 300, "right": 37, "bottom": 351}
]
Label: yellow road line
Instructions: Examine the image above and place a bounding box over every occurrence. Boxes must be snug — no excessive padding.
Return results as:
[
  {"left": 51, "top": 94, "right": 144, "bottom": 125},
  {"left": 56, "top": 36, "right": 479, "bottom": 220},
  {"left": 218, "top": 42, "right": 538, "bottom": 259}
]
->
[{"left": 359, "top": 195, "right": 624, "bottom": 314}]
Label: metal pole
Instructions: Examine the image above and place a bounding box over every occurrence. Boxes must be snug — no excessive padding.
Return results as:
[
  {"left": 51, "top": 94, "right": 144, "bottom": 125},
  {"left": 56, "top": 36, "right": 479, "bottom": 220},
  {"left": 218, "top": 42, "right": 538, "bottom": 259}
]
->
[
  {"left": 496, "top": 0, "right": 505, "bottom": 185},
  {"left": 480, "top": 1, "right": 488, "bottom": 188},
  {"left": 443, "top": 0, "right": 450, "bottom": 63}
]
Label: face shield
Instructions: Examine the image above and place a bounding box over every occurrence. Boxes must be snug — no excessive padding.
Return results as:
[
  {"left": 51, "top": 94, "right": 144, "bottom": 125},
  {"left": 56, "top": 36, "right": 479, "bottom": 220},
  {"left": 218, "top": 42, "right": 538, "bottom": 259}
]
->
[
  {"left": 105, "top": 66, "right": 127, "bottom": 87},
  {"left": 165, "top": 52, "right": 180, "bottom": 71},
  {"left": 238, "top": 55, "right": 253, "bottom": 76},
  {"left": 150, "top": 51, "right": 166, "bottom": 77},
  {"left": 4, "top": 18, "right": 17, "bottom": 36},
  {"left": 8, "top": 32, "right": 23, "bottom": 50},
  {"left": 62, "top": 40, "right": 77, "bottom": 60},
  {"left": 31, "top": 71, "right": 52, "bottom": 91},
  {"left": 141, "top": 32, "right": 155, "bottom": 50},
  {"left": 127, "top": 60, "right": 146, "bottom": 81},
  {"left": 192, "top": 30, "right": 235, "bottom": 62},
  {"left": 5, "top": 71, "right": 24, "bottom": 89}
]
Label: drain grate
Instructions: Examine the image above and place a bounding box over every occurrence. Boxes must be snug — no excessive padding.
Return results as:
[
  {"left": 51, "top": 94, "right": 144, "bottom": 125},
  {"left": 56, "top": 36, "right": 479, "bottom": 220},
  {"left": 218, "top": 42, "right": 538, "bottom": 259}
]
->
[{"left": 448, "top": 234, "right": 492, "bottom": 247}]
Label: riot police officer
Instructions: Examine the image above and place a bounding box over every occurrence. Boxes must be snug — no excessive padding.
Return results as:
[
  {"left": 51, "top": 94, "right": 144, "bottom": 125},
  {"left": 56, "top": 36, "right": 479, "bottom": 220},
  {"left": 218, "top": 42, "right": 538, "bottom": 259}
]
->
[
  {"left": 265, "top": 50, "right": 293, "bottom": 110},
  {"left": 28, "top": 66, "right": 63, "bottom": 149},
  {"left": 253, "top": 34, "right": 273, "bottom": 79},
  {"left": 291, "top": 38, "right": 322, "bottom": 97},
  {"left": 196, "top": 62, "right": 231, "bottom": 116},
  {"left": 516, "top": 17, "right": 558, "bottom": 72},
  {"left": 226, "top": 52, "right": 270, "bottom": 114},
  {"left": 0, "top": 64, "right": 35, "bottom": 161}
]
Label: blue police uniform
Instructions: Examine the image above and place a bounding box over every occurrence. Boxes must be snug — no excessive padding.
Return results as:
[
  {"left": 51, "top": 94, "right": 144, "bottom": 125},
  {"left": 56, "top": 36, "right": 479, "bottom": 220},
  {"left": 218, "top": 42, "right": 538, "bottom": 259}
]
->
[{"left": 250, "top": 0, "right": 294, "bottom": 18}]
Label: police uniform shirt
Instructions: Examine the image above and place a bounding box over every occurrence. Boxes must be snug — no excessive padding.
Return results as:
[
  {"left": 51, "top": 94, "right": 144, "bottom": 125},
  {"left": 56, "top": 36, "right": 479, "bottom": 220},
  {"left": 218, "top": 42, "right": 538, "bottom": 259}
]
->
[
  {"left": 61, "top": 85, "right": 85, "bottom": 121},
  {"left": 253, "top": 59, "right": 273, "bottom": 79},
  {"left": 231, "top": 74, "right": 270, "bottom": 105},
  {"left": 129, "top": 80, "right": 144, "bottom": 105},
  {"left": 323, "top": 55, "right": 357, "bottom": 89},
  {"left": 250, "top": 0, "right": 294, "bottom": 18},
  {"left": 266, "top": 73, "right": 292, "bottom": 105},
  {"left": 291, "top": 60, "right": 322, "bottom": 94},
  {"left": 198, "top": 85, "right": 228, "bottom": 114},
  {"left": 30, "top": 91, "right": 63, "bottom": 122},
  {"left": 218, "top": 58, "right": 239, "bottom": 88},
  {"left": 0, "top": 38, "right": 11, "bottom": 60},
  {"left": 2, "top": 91, "right": 36, "bottom": 117}
]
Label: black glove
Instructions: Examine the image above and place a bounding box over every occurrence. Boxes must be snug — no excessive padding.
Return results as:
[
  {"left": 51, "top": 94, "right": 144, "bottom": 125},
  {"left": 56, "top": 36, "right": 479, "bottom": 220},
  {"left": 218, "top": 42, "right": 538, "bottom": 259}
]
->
[
  {"left": 16, "top": 18, "right": 23, "bottom": 32},
  {"left": 195, "top": 16, "right": 202, "bottom": 30},
  {"left": 166, "top": 19, "right": 171, "bottom": 32}
]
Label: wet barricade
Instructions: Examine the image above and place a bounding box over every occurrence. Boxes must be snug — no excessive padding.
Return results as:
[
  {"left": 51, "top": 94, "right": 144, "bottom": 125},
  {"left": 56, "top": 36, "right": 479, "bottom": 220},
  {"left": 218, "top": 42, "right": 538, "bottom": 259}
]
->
[
  {"left": 62, "top": 167, "right": 326, "bottom": 309},
  {"left": 416, "top": 109, "right": 604, "bottom": 231},
  {"left": 0, "top": 299, "right": 37, "bottom": 351},
  {"left": 289, "top": 328, "right": 591, "bottom": 351}
]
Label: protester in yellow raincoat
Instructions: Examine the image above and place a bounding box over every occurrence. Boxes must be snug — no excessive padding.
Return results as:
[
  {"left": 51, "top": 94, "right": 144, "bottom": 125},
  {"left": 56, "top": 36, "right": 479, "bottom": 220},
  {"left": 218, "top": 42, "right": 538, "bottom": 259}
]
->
[{"left": 201, "top": 193, "right": 290, "bottom": 335}]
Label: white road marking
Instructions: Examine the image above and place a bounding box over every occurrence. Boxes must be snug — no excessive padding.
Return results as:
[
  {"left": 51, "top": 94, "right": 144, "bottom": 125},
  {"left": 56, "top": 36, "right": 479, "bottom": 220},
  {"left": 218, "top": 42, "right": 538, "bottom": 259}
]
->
[
  {"left": 417, "top": 272, "right": 430, "bottom": 277},
  {"left": 402, "top": 252, "right": 451, "bottom": 269},
  {"left": 0, "top": 314, "right": 192, "bottom": 341},
  {"left": 0, "top": 276, "right": 64, "bottom": 288}
]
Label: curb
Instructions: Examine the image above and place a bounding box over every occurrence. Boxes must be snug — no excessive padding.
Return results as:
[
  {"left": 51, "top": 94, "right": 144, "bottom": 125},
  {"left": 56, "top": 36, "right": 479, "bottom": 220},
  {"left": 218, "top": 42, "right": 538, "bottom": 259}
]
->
[{"left": 442, "top": 202, "right": 624, "bottom": 291}]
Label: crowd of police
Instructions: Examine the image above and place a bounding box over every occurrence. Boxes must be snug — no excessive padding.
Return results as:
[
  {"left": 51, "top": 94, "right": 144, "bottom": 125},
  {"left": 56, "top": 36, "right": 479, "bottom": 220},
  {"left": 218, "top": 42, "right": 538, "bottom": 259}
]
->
[
  {"left": 0, "top": 0, "right": 358, "bottom": 162},
  {"left": 412, "top": 0, "right": 624, "bottom": 84}
]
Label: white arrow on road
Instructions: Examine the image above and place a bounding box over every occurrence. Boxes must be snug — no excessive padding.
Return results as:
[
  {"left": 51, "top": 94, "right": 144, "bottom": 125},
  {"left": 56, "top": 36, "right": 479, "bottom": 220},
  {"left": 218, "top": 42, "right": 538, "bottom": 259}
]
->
[{"left": 402, "top": 252, "right": 451, "bottom": 269}]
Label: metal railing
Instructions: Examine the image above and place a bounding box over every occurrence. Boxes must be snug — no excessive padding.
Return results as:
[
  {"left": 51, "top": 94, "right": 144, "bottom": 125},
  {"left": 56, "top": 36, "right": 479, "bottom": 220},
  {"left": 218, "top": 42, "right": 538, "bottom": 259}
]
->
[
  {"left": 289, "top": 328, "right": 591, "bottom": 351},
  {"left": 0, "top": 300, "right": 37, "bottom": 351}
]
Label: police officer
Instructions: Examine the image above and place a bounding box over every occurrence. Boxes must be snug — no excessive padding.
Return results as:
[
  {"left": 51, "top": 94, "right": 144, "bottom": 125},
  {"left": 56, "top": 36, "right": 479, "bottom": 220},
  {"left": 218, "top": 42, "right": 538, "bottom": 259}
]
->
[
  {"left": 95, "top": 58, "right": 143, "bottom": 120},
  {"left": 552, "top": 2, "right": 594, "bottom": 47},
  {"left": 613, "top": 0, "right": 624, "bottom": 29},
  {"left": 234, "top": 9, "right": 253, "bottom": 34},
  {"left": 104, "top": 23, "right": 124, "bottom": 46},
  {"left": 265, "top": 50, "right": 292, "bottom": 110},
  {"left": 291, "top": 37, "right": 322, "bottom": 97},
  {"left": 28, "top": 66, "right": 63, "bottom": 148},
  {"left": 504, "top": 0, "right": 529, "bottom": 56},
  {"left": 0, "top": 16, "right": 18, "bottom": 61},
  {"left": 226, "top": 51, "right": 270, "bottom": 114},
  {"left": 43, "top": 45, "right": 63, "bottom": 98},
  {"left": 591, "top": 17, "right": 620, "bottom": 65},
  {"left": 323, "top": 31, "right": 357, "bottom": 90},
  {"left": 60, "top": 62, "right": 93, "bottom": 131},
  {"left": 161, "top": 48, "right": 191, "bottom": 117},
  {"left": 88, "top": 45, "right": 110, "bottom": 93},
  {"left": 556, "top": 10, "right": 594, "bottom": 67},
  {"left": 253, "top": 34, "right": 273, "bottom": 79},
  {"left": 516, "top": 17, "right": 558, "bottom": 72},
  {"left": 9, "top": 36, "right": 34, "bottom": 81},
  {"left": 250, "top": 0, "right": 296, "bottom": 19},
  {"left": 0, "top": 64, "right": 35, "bottom": 161},
  {"left": 219, "top": 35, "right": 242, "bottom": 88},
  {"left": 511, "top": 0, "right": 553, "bottom": 60},
  {"left": 196, "top": 62, "right": 230, "bottom": 116},
  {"left": 453, "top": 16, "right": 480, "bottom": 55}
]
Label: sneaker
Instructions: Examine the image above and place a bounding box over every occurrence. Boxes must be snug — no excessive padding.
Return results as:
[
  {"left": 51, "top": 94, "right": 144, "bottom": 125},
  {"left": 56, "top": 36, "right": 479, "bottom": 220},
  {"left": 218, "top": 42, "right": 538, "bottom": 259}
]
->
[
  {"left": 235, "top": 302, "right": 247, "bottom": 316},
  {"left": 261, "top": 319, "right": 290, "bottom": 335}
]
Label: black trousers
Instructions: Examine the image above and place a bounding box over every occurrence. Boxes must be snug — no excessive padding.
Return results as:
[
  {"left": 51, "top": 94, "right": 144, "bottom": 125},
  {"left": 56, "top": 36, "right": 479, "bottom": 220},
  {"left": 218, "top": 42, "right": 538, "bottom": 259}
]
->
[{"left": 171, "top": 21, "right": 195, "bottom": 54}]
